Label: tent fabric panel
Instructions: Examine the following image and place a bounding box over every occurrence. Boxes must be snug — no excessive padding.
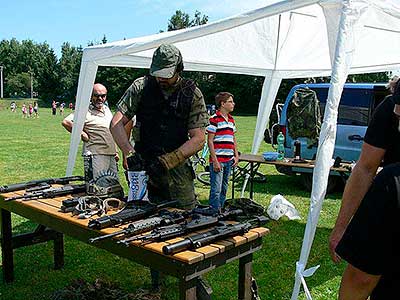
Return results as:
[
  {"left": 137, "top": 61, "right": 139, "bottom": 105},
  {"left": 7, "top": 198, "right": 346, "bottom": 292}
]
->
[
  {"left": 172, "top": 17, "right": 280, "bottom": 71},
  {"left": 66, "top": 59, "right": 98, "bottom": 176},
  {"left": 291, "top": 1, "right": 369, "bottom": 299},
  {"left": 275, "top": 5, "right": 333, "bottom": 71},
  {"left": 351, "top": 5, "right": 400, "bottom": 68},
  {"left": 251, "top": 73, "right": 282, "bottom": 154},
  {"left": 83, "top": 0, "right": 321, "bottom": 62}
]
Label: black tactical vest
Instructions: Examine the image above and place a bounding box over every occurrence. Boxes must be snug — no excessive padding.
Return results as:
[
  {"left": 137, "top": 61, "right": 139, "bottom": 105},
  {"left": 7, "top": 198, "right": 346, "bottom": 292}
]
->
[{"left": 135, "top": 76, "right": 195, "bottom": 157}]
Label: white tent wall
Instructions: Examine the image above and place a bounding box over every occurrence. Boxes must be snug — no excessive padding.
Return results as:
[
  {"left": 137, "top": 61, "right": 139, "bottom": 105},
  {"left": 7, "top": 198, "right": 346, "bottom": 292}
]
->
[
  {"left": 65, "top": 1, "right": 400, "bottom": 299},
  {"left": 251, "top": 73, "right": 283, "bottom": 154},
  {"left": 66, "top": 57, "right": 98, "bottom": 176},
  {"left": 292, "top": 1, "right": 370, "bottom": 299}
]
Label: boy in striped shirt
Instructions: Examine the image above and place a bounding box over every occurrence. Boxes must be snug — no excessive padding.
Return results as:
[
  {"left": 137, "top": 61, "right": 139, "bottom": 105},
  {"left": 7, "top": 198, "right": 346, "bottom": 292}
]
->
[{"left": 207, "top": 92, "right": 239, "bottom": 211}]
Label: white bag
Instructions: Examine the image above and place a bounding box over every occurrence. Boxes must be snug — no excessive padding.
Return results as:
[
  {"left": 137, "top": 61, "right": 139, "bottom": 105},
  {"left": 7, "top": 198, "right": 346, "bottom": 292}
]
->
[{"left": 267, "top": 194, "right": 301, "bottom": 220}]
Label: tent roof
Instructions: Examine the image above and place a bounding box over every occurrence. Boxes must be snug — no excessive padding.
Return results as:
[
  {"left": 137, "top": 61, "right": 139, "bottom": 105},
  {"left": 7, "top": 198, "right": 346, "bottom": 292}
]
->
[{"left": 82, "top": 0, "right": 400, "bottom": 78}]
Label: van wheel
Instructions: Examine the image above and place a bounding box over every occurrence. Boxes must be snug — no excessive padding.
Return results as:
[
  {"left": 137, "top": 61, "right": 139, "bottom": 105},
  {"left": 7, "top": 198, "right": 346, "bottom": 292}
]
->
[{"left": 300, "top": 174, "right": 343, "bottom": 194}]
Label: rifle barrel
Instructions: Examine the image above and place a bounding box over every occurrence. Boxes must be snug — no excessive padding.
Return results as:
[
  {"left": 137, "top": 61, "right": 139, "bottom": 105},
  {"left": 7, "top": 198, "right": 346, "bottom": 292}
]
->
[
  {"left": 0, "top": 176, "right": 84, "bottom": 193},
  {"left": 4, "top": 183, "right": 86, "bottom": 202}
]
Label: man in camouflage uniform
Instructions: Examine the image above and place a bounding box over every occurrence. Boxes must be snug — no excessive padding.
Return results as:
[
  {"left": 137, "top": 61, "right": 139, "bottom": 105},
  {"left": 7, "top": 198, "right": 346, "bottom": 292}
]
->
[{"left": 110, "top": 43, "right": 209, "bottom": 210}]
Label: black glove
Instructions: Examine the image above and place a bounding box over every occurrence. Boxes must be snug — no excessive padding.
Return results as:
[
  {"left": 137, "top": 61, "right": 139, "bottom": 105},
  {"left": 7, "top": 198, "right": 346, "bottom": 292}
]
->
[
  {"left": 126, "top": 152, "right": 145, "bottom": 171},
  {"left": 145, "top": 158, "right": 168, "bottom": 179}
]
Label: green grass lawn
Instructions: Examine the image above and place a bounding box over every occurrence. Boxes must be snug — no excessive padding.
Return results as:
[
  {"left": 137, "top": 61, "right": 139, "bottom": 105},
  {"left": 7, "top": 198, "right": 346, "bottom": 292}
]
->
[{"left": 0, "top": 107, "right": 346, "bottom": 299}]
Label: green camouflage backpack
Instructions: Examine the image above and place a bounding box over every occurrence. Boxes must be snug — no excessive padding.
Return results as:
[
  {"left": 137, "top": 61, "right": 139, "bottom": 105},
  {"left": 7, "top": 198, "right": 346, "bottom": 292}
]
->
[{"left": 287, "top": 87, "right": 322, "bottom": 147}]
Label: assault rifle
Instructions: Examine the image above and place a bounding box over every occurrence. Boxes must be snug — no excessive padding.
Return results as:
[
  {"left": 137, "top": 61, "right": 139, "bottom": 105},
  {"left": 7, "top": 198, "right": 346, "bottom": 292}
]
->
[
  {"left": 0, "top": 176, "right": 84, "bottom": 193},
  {"left": 4, "top": 184, "right": 86, "bottom": 202},
  {"left": 162, "top": 215, "right": 269, "bottom": 255},
  {"left": 87, "top": 200, "right": 178, "bottom": 230},
  {"left": 118, "top": 208, "right": 244, "bottom": 246},
  {"left": 88, "top": 209, "right": 187, "bottom": 243}
]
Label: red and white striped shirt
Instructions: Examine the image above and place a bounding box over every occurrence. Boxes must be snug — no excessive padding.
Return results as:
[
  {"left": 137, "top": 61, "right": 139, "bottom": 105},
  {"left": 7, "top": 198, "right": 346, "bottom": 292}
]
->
[{"left": 207, "top": 110, "right": 237, "bottom": 163}]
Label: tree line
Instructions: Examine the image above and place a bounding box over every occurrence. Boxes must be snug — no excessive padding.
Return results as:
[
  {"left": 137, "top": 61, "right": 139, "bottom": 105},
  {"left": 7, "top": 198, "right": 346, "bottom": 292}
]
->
[{"left": 0, "top": 10, "right": 390, "bottom": 114}]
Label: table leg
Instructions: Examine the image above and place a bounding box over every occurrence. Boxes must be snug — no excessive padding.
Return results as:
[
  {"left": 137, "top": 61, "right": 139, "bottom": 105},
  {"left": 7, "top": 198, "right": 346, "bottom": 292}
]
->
[
  {"left": 1, "top": 209, "right": 14, "bottom": 283},
  {"left": 238, "top": 253, "right": 253, "bottom": 300},
  {"left": 232, "top": 166, "right": 236, "bottom": 199},
  {"left": 250, "top": 162, "right": 254, "bottom": 199},
  {"left": 54, "top": 232, "right": 64, "bottom": 269},
  {"left": 179, "top": 277, "right": 197, "bottom": 300}
]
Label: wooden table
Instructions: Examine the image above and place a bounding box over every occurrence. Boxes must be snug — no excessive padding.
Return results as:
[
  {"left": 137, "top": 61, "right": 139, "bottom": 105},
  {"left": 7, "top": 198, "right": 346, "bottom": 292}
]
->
[
  {"left": 0, "top": 187, "right": 269, "bottom": 300},
  {"left": 234, "top": 153, "right": 353, "bottom": 198}
]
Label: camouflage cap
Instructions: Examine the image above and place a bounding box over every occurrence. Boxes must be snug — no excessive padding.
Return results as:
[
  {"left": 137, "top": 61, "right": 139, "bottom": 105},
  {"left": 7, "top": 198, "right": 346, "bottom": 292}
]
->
[{"left": 150, "top": 44, "right": 182, "bottom": 79}]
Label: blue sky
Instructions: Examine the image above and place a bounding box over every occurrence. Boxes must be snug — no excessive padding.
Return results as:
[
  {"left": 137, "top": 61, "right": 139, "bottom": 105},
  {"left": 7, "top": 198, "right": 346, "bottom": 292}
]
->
[{"left": 1, "top": 0, "right": 273, "bottom": 58}]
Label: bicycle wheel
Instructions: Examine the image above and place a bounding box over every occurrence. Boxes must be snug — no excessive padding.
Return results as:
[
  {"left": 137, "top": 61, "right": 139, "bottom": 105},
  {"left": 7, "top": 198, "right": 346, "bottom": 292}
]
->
[{"left": 197, "top": 171, "right": 210, "bottom": 185}]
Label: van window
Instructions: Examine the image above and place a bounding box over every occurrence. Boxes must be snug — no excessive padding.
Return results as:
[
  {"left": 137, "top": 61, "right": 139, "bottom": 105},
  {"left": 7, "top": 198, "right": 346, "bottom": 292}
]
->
[
  {"left": 311, "top": 88, "right": 372, "bottom": 126},
  {"left": 372, "top": 87, "right": 390, "bottom": 111}
]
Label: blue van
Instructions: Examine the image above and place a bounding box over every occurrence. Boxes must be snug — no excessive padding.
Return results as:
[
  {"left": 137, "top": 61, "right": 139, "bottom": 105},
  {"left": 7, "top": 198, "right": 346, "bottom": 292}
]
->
[{"left": 268, "top": 83, "right": 389, "bottom": 192}]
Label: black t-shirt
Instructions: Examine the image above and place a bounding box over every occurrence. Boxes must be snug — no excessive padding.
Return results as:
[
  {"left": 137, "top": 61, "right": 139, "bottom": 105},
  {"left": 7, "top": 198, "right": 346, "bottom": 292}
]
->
[
  {"left": 336, "top": 163, "right": 400, "bottom": 300},
  {"left": 364, "top": 96, "right": 400, "bottom": 166}
]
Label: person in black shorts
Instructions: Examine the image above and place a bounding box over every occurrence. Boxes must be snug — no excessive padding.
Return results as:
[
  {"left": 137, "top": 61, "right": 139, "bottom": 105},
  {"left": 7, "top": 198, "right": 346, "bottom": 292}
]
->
[
  {"left": 329, "top": 77, "right": 400, "bottom": 262},
  {"left": 336, "top": 163, "right": 400, "bottom": 300}
]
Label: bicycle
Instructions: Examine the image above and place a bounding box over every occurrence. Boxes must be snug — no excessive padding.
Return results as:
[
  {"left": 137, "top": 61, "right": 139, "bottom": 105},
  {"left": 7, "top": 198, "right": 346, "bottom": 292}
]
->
[{"left": 191, "top": 143, "right": 211, "bottom": 185}]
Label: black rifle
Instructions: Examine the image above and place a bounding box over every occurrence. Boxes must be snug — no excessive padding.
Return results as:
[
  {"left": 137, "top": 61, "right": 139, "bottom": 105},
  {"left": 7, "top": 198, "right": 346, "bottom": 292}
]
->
[
  {"left": 119, "top": 215, "right": 218, "bottom": 246},
  {"left": 89, "top": 207, "right": 243, "bottom": 244},
  {"left": 88, "top": 209, "right": 187, "bottom": 243},
  {"left": 0, "top": 176, "right": 84, "bottom": 193},
  {"left": 87, "top": 200, "right": 178, "bottom": 230},
  {"left": 162, "top": 216, "right": 269, "bottom": 255},
  {"left": 4, "top": 184, "right": 86, "bottom": 202},
  {"left": 119, "top": 208, "right": 244, "bottom": 246}
]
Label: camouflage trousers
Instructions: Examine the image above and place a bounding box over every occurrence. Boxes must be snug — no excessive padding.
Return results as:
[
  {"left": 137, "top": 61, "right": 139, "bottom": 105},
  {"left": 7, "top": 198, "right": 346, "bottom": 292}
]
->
[{"left": 147, "top": 159, "right": 197, "bottom": 210}]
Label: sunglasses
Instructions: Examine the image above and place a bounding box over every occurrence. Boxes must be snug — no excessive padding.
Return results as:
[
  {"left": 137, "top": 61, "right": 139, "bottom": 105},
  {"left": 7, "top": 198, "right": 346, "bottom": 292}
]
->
[{"left": 93, "top": 93, "right": 107, "bottom": 99}]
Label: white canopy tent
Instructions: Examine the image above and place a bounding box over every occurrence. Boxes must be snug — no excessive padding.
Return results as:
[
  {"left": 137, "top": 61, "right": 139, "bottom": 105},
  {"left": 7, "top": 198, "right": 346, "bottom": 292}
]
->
[{"left": 67, "top": 0, "right": 400, "bottom": 299}]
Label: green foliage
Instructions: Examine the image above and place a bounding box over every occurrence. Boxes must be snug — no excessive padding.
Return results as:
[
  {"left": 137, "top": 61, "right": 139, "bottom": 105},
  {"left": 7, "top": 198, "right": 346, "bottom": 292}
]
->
[
  {"left": 95, "top": 67, "right": 147, "bottom": 105},
  {"left": 6, "top": 72, "right": 31, "bottom": 97},
  {"left": 167, "top": 10, "right": 208, "bottom": 31},
  {"left": 0, "top": 38, "right": 58, "bottom": 101},
  {"left": 0, "top": 109, "right": 346, "bottom": 300},
  {"left": 57, "top": 42, "right": 83, "bottom": 101},
  {"left": 348, "top": 72, "right": 389, "bottom": 83},
  {"left": 184, "top": 71, "right": 265, "bottom": 114}
]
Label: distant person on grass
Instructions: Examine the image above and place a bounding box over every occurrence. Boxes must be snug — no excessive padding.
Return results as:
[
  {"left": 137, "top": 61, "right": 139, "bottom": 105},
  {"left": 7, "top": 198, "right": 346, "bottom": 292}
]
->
[
  {"left": 28, "top": 103, "right": 33, "bottom": 118},
  {"left": 62, "top": 83, "right": 119, "bottom": 179},
  {"left": 336, "top": 163, "right": 400, "bottom": 300},
  {"left": 10, "top": 101, "right": 16, "bottom": 112},
  {"left": 52, "top": 100, "right": 57, "bottom": 116},
  {"left": 59, "top": 102, "right": 65, "bottom": 116},
  {"left": 33, "top": 101, "right": 39, "bottom": 118},
  {"left": 207, "top": 92, "right": 239, "bottom": 212},
  {"left": 21, "top": 103, "right": 27, "bottom": 118}
]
